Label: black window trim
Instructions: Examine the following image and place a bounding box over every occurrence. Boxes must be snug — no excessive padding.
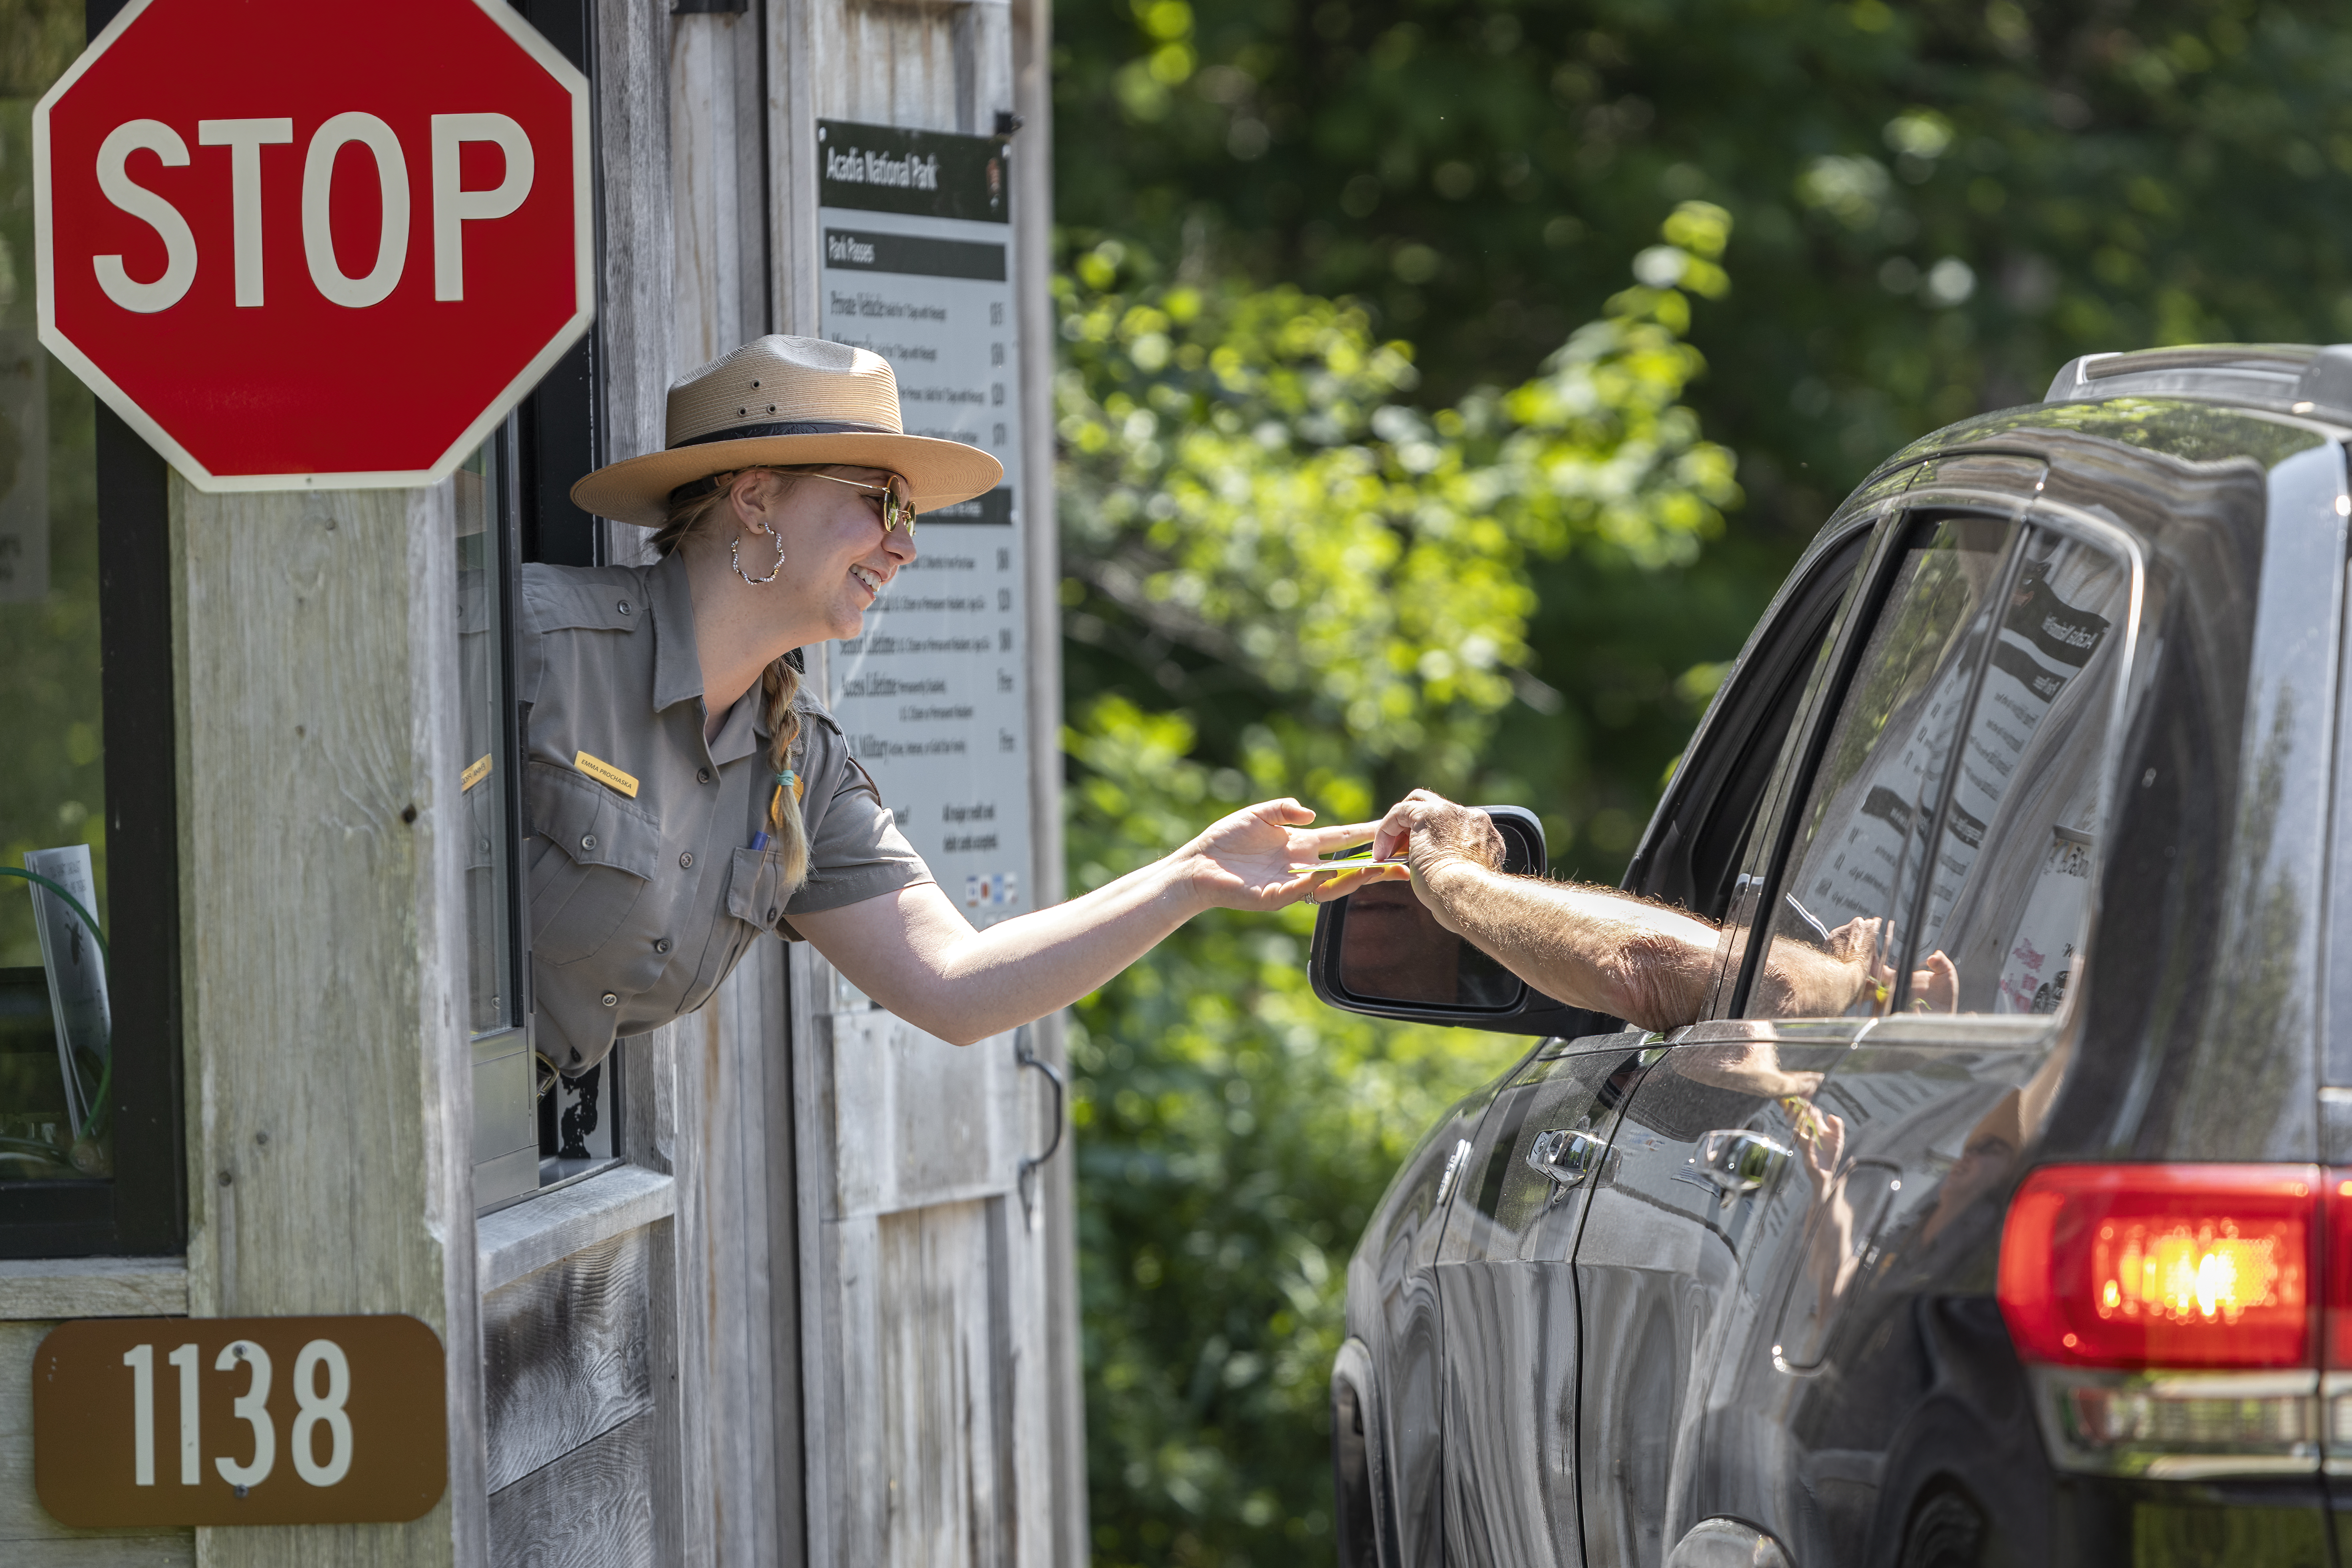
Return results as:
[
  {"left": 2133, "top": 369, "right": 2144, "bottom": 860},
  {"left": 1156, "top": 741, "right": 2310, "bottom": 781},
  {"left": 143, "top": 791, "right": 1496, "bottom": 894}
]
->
[
  {"left": 1628, "top": 521, "right": 1876, "bottom": 921},
  {"left": 0, "top": 405, "right": 186, "bottom": 1258}
]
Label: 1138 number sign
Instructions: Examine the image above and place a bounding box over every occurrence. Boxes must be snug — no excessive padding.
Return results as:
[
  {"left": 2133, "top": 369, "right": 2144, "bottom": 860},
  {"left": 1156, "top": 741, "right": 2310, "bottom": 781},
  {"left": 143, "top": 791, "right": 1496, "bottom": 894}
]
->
[{"left": 33, "top": 1315, "right": 446, "bottom": 1526}]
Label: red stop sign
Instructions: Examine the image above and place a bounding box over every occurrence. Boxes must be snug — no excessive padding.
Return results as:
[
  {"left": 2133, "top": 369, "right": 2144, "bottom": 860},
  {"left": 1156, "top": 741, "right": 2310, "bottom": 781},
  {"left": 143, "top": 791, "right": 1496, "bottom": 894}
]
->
[{"left": 33, "top": 0, "right": 591, "bottom": 490}]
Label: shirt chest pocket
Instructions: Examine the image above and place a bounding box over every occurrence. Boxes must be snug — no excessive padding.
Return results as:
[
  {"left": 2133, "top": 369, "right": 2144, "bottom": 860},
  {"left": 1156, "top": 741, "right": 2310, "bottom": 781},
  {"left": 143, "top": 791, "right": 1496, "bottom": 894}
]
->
[
  {"left": 526, "top": 762, "right": 666, "bottom": 967},
  {"left": 725, "top": 846, "right": 786, "bottom": 936}
]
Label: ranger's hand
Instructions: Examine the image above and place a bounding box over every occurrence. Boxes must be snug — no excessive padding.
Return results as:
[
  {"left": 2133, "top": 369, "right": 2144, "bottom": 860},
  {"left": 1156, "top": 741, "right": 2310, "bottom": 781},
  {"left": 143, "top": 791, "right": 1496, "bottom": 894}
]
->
[{"left": 1181, "top": 800, "right": 1388, "bottom": 912}]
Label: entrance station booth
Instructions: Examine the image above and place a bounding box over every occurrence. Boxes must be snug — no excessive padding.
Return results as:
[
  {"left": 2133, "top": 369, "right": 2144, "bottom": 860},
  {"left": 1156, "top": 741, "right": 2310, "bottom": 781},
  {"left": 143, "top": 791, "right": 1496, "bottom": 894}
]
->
[{"left": 0, "top": 0, "right": 1080, "bottom": 1562}]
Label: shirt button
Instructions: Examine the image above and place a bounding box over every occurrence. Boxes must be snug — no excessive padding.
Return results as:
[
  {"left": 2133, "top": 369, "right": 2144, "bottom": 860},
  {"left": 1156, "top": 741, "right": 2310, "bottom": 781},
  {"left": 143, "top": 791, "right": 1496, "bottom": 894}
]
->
[
  {"left": 580, "top": 833, "right": 597, "bottom": 851},
  {"left": 655, "top": 938, "right": 672, "bottom": 954},
  {"left": 679, "top": 851, "right": 694, "bottom": 869},
  {"left": 617, "top": 598, "right": 632, "bottom": 615},
  {"left": 600, "top": 992, "right": 618, "bottom": 1007},
  {"left": 766, "top": 906, "right": 779, "bottom": 922},
  {"left": 697, "top": 767, "right": 713, "bottom": 785}
]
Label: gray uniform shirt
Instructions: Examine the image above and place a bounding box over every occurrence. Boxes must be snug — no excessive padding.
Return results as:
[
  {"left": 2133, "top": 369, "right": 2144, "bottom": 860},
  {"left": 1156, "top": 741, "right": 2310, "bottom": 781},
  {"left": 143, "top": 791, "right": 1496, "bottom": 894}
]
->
[{"left": 518, "top": 552, "right": 931, "bottom": 1072}]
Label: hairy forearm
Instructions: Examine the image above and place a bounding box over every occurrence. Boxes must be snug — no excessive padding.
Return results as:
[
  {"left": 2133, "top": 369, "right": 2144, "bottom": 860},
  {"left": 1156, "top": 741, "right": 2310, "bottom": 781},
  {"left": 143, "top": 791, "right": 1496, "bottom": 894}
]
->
[
  {"left": 798, "top": 854, "right": 1211, "bottom": 1045},
  {"left": 1415, "top": 860, "right": 1721, "bottom": 1033}
]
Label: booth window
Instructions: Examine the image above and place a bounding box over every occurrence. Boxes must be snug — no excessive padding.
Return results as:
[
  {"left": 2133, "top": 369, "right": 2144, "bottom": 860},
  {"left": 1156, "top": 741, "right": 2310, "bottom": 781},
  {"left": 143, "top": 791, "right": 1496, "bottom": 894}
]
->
[
  {"left": 460, "top": 417, "right": 621, "bottom": 1216},
  {"left": 0, "top": 14, "right": 183, "bottom": 1257},
  {"left": 470, "top": 0, "right": 621, "bottom": 1206}
]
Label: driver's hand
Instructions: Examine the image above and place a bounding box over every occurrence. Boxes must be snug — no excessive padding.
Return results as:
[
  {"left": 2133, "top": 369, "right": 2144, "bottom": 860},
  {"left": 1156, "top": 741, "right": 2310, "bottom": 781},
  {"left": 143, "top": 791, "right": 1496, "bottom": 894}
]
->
[{"left": 1371, "top": 788, "right": 1506, "bottom": 877}]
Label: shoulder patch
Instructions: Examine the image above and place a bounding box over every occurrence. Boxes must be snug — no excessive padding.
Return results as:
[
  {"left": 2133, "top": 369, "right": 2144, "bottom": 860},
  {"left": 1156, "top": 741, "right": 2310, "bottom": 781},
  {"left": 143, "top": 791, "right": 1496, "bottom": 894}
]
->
[{"left": 522, "top": 564, "right": 648, "bottom": 634}]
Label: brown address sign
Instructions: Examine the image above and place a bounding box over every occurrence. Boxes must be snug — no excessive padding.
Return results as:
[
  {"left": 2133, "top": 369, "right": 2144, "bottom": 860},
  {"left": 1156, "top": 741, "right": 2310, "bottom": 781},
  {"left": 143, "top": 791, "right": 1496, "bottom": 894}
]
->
[{"left": 34, "top": 1315, "right": 446, "bottom": 1527}]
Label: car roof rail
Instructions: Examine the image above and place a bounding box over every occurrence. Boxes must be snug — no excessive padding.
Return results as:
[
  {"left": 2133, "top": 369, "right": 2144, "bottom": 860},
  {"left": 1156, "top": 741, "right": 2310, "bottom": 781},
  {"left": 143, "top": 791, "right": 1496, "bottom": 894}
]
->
[{"left": 2045, "top": 341, "right": 2352, "bottom": 422}]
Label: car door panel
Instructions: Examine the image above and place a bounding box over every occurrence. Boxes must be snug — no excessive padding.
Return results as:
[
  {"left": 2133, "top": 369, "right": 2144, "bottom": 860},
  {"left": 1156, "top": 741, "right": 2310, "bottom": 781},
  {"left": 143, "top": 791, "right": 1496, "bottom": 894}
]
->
[
  {"left": 1345, "top": 1066, "right": 1516, "bottom": 1566},
  {"left": 1433, "top": 1033, "right": 1651, "bottom": 1568},
  {"left": 1573, "top": 1025, "right": 1862, "bottom": 1567},
  {"left": 1679, "top": 1026, "right": 2058, "bottom": 1564}
]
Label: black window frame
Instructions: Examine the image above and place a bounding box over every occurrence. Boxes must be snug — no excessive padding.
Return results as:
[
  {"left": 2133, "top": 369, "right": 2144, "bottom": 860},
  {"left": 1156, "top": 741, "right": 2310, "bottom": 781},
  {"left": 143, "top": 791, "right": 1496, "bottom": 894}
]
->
[
  {"left": 1626, "top": 522, "right": 1876, "bottom": 926},
  {"left": 0, "top": 407, "right": 186, "bottom": 1259},
  {"left": 0, "top": 2, "right": 188, "bottom": 1258}
]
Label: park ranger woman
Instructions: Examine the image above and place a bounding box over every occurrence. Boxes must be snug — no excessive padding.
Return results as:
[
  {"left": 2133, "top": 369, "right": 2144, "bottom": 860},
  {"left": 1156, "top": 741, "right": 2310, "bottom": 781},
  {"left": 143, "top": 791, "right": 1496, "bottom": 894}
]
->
[{"left": 522, "top": 334, "right": 1377, "bottom": 1074}]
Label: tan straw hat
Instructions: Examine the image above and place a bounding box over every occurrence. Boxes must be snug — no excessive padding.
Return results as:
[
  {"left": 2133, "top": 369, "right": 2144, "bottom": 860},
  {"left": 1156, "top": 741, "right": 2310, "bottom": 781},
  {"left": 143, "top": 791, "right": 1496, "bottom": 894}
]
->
[{"left": 569, "top": 336, "right": 1004, "bottom": 527}]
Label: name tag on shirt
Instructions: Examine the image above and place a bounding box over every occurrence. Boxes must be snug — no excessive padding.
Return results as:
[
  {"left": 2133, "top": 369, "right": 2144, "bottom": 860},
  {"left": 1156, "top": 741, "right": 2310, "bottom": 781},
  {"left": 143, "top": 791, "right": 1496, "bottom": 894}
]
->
[{"left": 574, "top": 750, "right": 640, "bottom": 799}]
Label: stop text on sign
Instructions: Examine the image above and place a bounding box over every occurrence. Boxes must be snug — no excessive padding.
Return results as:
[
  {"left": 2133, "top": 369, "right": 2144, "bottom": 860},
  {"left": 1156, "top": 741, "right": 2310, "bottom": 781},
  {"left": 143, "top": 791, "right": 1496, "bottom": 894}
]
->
[
  {"left": 93, "top": 111, "right": 539, "bottom": 313},
  {"left": 34, "top": 1315, "right": 448, "bottom": 1527},
  {"left": 34, "top": 0, "right": 592, "bottom": 490}
]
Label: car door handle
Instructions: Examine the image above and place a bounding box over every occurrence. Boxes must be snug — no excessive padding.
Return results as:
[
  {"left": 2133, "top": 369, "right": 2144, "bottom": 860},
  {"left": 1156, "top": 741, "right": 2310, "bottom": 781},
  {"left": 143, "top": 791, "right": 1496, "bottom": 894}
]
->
[
  {"left": 1527, "top": 1127, "right": 1608, "bottom": 1199},
  {"left": 1694, "top": 1128, "right": 1790, "bottom": 1203}
]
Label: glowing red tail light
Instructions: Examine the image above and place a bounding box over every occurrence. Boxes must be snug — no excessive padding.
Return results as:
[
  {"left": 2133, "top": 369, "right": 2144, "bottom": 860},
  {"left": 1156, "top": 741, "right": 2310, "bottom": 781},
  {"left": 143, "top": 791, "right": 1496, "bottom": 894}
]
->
[
  {"left": 2325, "top": 1176, "right": 2352, "bottom": 1368},
  {"left": 1997, "top": 1164, "right": 2317, "bottom": 1370}
]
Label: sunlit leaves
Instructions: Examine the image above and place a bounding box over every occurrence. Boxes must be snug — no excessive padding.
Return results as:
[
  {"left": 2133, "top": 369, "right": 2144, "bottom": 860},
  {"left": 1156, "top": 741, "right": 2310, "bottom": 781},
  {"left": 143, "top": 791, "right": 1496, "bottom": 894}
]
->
[{"left": 1056, "top": 221, "right": 1738, "bottom": 800}]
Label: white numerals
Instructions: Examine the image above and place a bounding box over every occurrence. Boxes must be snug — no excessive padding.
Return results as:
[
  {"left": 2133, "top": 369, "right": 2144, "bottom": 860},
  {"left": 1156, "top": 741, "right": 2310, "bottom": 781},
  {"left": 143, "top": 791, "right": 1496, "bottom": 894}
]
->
[
  {"left": 166, "top": 1342, "right": 201, "bottom": 1485},
  {"left": 290, "top": 1340, "right": 353, "bottom": 1486},
  {"left": 121, "top": 1336, "right": 356, "bottom": 1492},
  {"left": 212, "top": 1341, "right": 274, "bottom": 1489},
  {"left": 122, "top": 1344, "right": 154, "bottom": 1487}
]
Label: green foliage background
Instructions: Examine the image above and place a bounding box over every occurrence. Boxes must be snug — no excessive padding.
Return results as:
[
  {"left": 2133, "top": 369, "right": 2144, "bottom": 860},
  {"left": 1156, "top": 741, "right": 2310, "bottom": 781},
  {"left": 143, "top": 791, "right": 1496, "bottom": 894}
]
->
[{"left": 1050, "top": 1, "right": 2352, "bottom": 1563}]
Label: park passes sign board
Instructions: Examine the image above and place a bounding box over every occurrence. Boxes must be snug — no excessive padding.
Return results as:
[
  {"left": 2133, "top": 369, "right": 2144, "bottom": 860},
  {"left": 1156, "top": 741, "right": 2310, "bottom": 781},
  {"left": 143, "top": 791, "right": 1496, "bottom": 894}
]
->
[
  {"left": 32, "top": 0, "right": 592, "bottom": 490},
  {"left": 817, "top": 121, "right": 1032, "bottom": 930}
]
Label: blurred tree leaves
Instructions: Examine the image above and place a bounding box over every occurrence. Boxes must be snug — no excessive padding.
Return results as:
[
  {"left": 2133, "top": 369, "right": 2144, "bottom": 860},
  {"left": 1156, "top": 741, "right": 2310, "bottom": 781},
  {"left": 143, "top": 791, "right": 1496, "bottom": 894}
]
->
[
  {"left": 1054, "top": 0, "right": 2352, "bottom": 531},
  {"left": 1060, "top": 214, "right": 1733, "bottom": 1564},
  {"left": 1058, "top": 209, "right": 1737, "bottom": 825}
]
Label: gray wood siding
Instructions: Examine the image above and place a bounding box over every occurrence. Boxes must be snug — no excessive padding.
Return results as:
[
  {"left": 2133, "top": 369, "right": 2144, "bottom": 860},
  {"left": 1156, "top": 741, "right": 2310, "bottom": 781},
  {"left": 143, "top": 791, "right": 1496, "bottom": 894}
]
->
[
  {"left": 592, "top": 0, "right": 676, "bottom": 471},
  {"left": 0, "top": 1260, "right": 188, "bottom": 1320},
  {"left": 869, "top": 1199, "right": 1015, "bottom": 1568},
  {"left": 487, "top": 1412, "right": 658, "bottom": 1568},
  {"left": 484, "top": 1229, "right": 655, "bottom": 1492}
]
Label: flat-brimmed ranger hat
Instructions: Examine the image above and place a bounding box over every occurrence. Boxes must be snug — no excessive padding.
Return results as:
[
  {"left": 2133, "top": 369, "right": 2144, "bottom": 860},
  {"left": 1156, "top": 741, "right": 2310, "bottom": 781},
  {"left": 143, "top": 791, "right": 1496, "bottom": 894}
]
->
[{"left": 569, "top": 336, "right": 1004, "bottom": 527}]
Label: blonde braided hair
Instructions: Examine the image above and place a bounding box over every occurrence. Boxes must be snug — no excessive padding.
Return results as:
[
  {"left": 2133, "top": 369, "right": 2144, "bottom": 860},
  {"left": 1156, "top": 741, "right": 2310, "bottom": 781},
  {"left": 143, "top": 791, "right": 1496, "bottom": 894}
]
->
[{"left": 650, "top": 468, "right": 819, "bottom": 892}]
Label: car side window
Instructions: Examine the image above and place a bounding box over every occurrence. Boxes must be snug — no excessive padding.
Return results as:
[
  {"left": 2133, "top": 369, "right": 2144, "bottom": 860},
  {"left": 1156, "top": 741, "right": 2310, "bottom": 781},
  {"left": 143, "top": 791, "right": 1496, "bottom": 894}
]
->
[
  {"left": 1743, "top": 512, "right": 2020, "bottom": 1017},
  {"left": 1911, "top": 530, "right": 2132, "bottom": 1014},
  {"left": 1741, "top": 513, "right": 2134, "bottom": 1020}
]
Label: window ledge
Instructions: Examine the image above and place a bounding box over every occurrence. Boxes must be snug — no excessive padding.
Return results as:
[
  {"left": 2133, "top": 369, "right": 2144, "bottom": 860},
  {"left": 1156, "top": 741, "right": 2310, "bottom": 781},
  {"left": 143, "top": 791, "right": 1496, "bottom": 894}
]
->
[
  {"left": 0, "top": 1256, "right": 189, "bottom": 1321},
  {"left": 476, "top": 1163, "right": 676, "bottom": 1295}
]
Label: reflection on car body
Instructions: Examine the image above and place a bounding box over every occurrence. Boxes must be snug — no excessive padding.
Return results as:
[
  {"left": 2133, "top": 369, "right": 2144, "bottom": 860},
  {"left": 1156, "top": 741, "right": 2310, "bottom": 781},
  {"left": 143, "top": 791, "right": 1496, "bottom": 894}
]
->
[{"left": 1317, "top": 345, "right": 2352, "bottom": 1568}]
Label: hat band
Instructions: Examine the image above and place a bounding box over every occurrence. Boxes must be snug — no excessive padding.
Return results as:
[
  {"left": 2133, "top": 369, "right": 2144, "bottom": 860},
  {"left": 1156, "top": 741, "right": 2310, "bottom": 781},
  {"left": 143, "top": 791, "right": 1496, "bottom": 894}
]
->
[{"left": 671, "top": 416, "right": 898, "bottom": 448}]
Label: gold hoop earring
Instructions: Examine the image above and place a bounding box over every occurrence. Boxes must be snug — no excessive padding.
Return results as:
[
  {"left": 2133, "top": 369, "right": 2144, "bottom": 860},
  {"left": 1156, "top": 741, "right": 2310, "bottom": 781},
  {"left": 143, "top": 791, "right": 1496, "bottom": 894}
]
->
[{"left": 732, "top": 516, "right": 786, "bottom": 585}]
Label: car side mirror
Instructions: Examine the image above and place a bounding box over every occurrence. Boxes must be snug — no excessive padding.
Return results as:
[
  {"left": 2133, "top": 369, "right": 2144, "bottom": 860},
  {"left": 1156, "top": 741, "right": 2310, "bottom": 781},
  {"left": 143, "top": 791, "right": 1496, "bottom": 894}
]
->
[{"left": 1307, "top": 805, "right": 1600, "bottom": 1037}]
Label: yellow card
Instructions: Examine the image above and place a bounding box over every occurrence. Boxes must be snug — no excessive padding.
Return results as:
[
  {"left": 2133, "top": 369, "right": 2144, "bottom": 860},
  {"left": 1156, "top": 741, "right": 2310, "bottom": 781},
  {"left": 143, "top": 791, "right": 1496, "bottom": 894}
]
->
[
  {"left": 460, "top": 753, "right": 493, "bottom": 793},
  {"left": 1289, "top": 856, "right": 1402, "bottom": 874},
  {"left": 574, "top": 750, "right": 640, "bottom": 799}
]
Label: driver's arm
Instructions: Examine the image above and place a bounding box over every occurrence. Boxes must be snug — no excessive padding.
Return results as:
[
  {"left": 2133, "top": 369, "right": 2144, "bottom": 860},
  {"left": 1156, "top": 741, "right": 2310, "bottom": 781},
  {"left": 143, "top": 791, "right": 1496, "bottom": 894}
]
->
[{"left": 1372, "top": 790, "right": 1875, "bottom": 1032}]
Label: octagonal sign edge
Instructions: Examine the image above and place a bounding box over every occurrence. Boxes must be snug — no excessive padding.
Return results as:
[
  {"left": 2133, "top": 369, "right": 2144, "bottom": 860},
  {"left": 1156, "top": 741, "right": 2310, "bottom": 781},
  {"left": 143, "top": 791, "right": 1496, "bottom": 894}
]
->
[{"left": 32, "top": 0, "right": 594, "bottom": 492}]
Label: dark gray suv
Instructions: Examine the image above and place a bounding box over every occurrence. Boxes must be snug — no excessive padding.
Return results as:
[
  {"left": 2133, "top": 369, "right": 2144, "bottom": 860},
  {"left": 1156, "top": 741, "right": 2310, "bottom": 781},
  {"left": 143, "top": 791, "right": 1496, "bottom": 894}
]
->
[{"left": 1314, "top": 344, "right": 2352, "bottom": 1568}]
